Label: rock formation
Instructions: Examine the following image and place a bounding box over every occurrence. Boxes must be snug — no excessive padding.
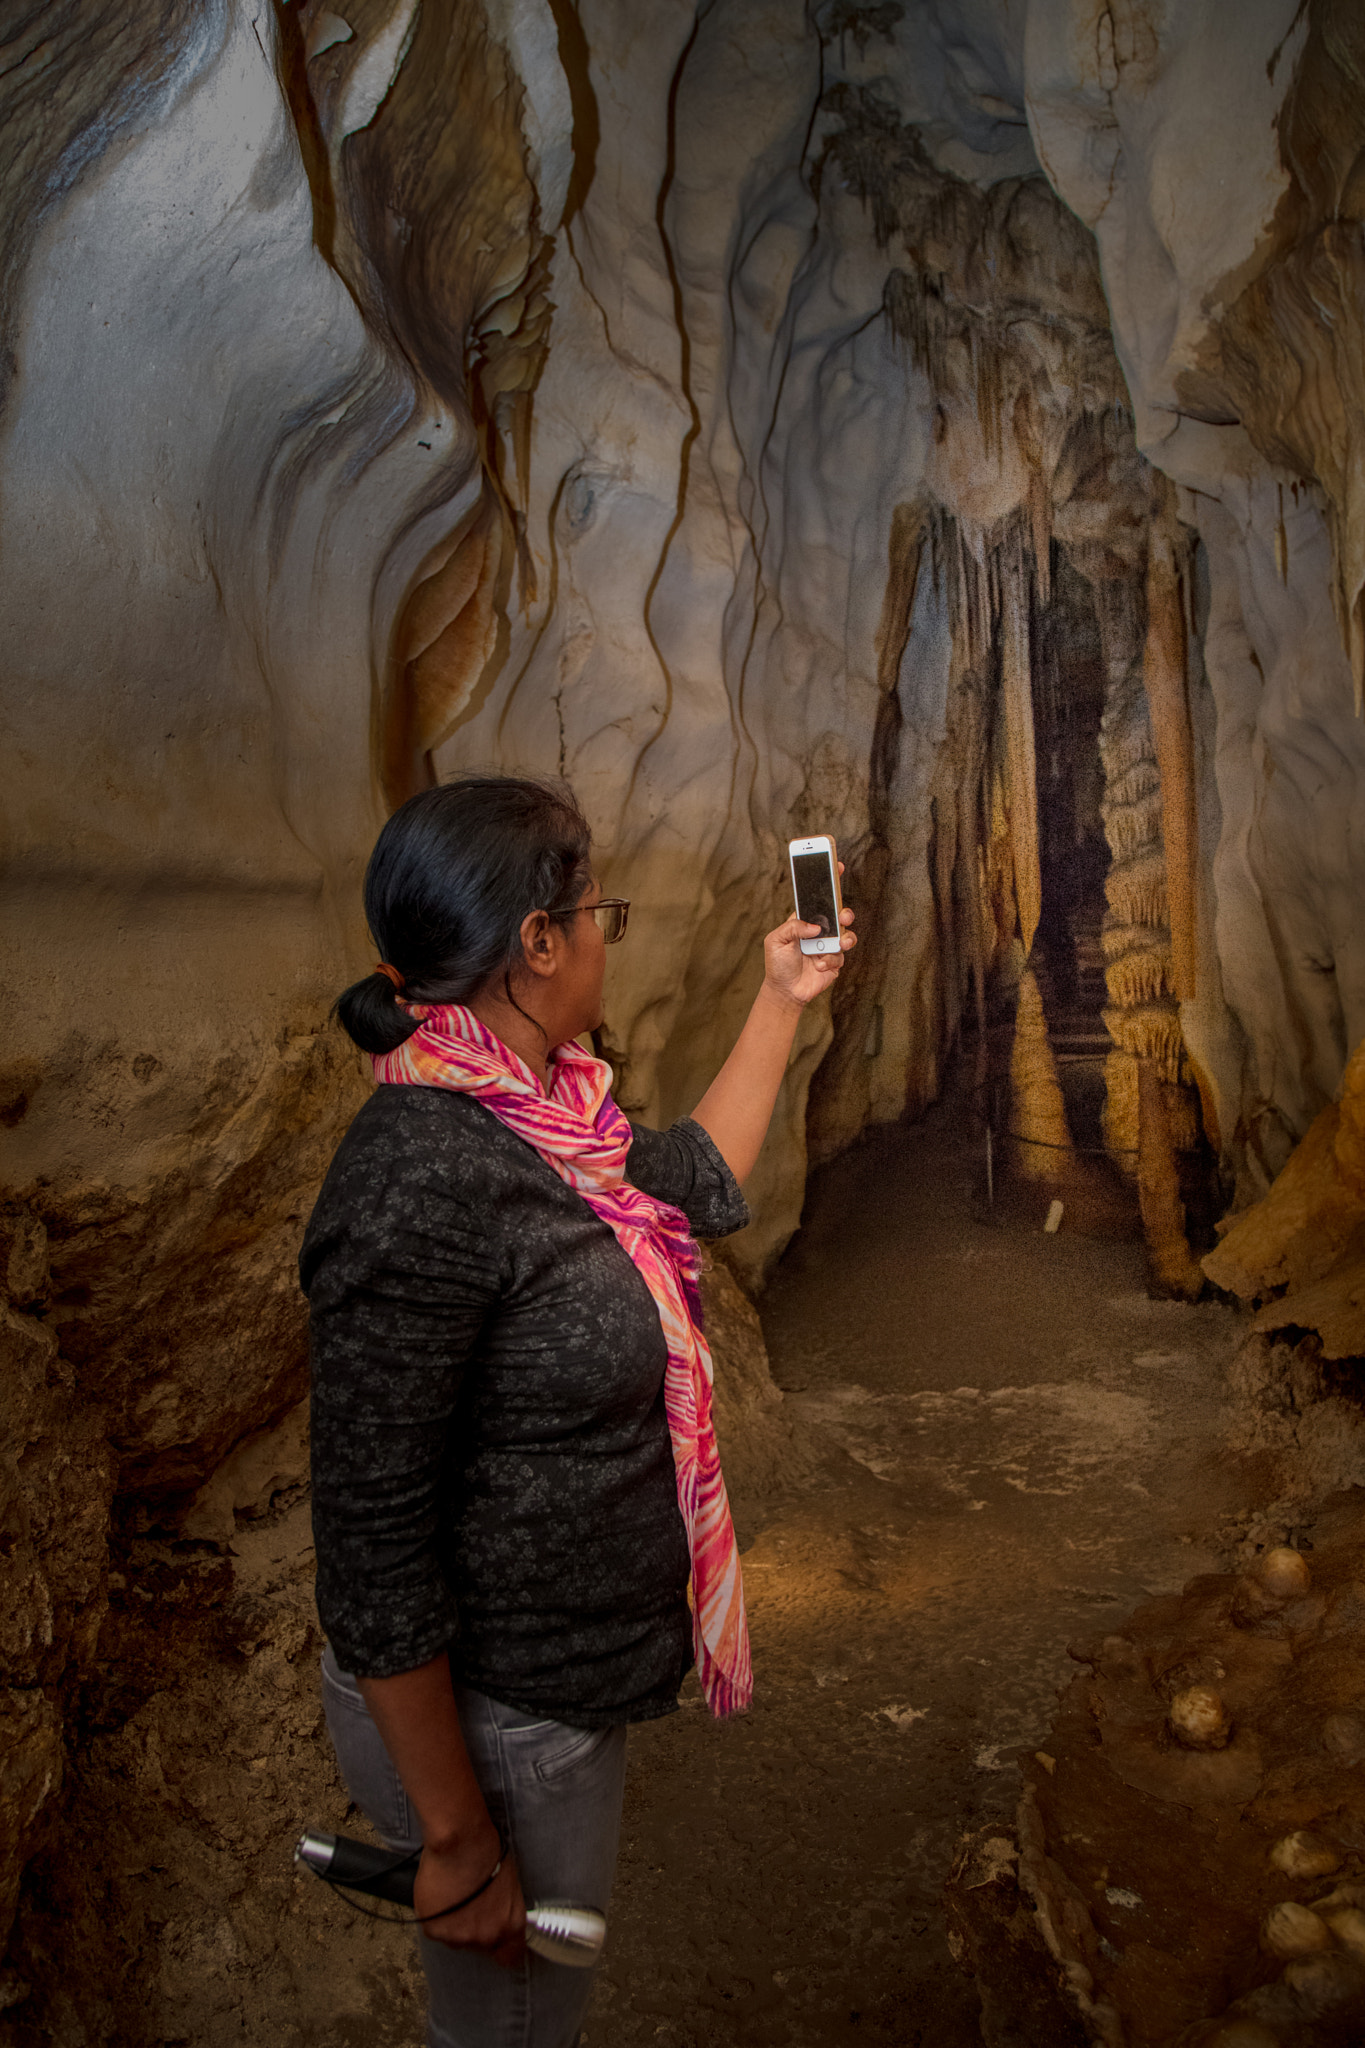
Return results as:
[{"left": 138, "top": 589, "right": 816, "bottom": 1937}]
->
[
  {"left": 5, "top": 0, "right": 1365, "bottom": 2029},
  {"left": 1205, "top": 1035, "right": 1365, "bottom": 1363},
  {"left": 965, "top": 1503, "right": 1365, "bottom": 2047},
  {"left": 1009, "top": 967, "right": 1073, "bottom": 1178}
]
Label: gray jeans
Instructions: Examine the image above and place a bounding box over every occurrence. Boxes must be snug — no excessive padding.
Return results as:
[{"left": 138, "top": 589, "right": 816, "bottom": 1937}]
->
[{"left": 320, "top": 1647, "right": 628, "bottom": 2048}]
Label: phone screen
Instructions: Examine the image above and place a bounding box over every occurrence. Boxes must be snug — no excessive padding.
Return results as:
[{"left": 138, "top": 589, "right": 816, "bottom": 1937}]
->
[{"left": 792, "top": 850, "right": 838, "bottom": 937}]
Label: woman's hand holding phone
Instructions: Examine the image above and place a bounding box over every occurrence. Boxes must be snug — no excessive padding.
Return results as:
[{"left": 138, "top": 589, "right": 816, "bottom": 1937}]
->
[
  {"left": 764, "top": 862, "right": 856, "bottom": 1008},
  {"left": 690, "top": 859, "right": 856, "bottom": 1184}
]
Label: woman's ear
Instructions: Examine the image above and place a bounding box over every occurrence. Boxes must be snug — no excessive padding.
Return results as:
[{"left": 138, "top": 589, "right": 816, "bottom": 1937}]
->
[{"left": 518, "top": 908, "right": 558, "bottom": 979}]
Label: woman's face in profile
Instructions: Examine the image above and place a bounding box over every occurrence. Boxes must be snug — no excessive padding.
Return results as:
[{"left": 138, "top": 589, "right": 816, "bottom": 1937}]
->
[{"left": 561, "top": 878, "right": 608, "bottom": 1036}]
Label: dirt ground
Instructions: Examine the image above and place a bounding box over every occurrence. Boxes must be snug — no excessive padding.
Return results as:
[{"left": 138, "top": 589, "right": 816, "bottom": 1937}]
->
[
  {"left": 583, "top": 1103, "right": 1266, "bottom": 2047},
  {"left": 8, "top": 1101, "right": 1278, "bottom": 2046}
]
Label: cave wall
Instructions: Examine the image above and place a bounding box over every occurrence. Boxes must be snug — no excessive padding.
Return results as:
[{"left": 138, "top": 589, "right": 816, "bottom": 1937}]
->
[
  {"left": 5, "top": 0, "right": 1365, "bottom": 1999},
  {"left": 1026, "top": 0, "right": 1365, "bottom": 1195},
  {"left": 426, "top": 0, "right": 1160, "bottom": 1252},
  {"left": 0, "top": 0, "right": 561, "bottom": 1962}
]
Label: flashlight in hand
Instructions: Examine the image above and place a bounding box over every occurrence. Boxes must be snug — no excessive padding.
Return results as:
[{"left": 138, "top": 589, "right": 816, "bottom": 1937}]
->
[{"left": 294, "top": 1830, "right": 606, "bottom": 1968}]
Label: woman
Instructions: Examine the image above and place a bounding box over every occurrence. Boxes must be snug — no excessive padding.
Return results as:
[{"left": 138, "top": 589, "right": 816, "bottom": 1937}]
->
[{"left": 301, "top": 776, "right": 854, "bottom": 2048}]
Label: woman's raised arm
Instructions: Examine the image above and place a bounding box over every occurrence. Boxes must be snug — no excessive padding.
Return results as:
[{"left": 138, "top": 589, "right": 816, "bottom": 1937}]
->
[{"left": 689, "top": 895, "right": 855, "bottom": 1187}]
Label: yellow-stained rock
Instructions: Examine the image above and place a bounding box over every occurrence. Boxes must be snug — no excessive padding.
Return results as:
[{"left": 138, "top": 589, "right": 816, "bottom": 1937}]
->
[
  {"left": 1009, "top": 969, "right": 1072, "bottom": 1179},
  {"left": 1204, "top": 1039, "right": 1365, "bottom": 1355}
]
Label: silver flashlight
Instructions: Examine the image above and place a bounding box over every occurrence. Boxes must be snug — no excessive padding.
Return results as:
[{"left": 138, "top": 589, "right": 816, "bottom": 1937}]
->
[{"left": 294, "top": 1830, "right": 606, "bottom": 1968}]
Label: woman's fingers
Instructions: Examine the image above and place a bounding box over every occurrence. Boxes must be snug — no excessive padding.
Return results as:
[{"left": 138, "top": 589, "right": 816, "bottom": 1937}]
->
[
  {"left": 417, "top": 1847, "right": 527, "bottom": 1960},
  {"left": 763, "top": 899, "right": 854, "bottom": 1010}
]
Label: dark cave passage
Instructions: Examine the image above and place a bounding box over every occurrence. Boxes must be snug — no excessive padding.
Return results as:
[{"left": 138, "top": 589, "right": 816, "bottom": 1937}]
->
[{"left": 1030, "top": 552, "right": 1113, "bottom": 1156}]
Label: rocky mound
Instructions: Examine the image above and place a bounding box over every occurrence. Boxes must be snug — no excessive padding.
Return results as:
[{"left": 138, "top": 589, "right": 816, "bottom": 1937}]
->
[{"left": 949, "top": 1492, "right": 1365, "bottom": 2045}]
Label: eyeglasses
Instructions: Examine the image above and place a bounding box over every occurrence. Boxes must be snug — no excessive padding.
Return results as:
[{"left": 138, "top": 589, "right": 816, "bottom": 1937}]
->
[{"left": 585, "top": 897, "right": 630, "bottom": 945}]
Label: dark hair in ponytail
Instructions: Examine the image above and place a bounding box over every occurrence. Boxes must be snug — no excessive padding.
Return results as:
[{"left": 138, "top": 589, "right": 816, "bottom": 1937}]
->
[{"left": 334, "top": 777, "right": 594, "bottom": 1055}]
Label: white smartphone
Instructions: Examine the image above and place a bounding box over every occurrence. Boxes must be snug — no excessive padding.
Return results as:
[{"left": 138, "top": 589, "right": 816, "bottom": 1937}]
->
[{"left": 788, "top": 835, "right": 843, "bottom": 956}]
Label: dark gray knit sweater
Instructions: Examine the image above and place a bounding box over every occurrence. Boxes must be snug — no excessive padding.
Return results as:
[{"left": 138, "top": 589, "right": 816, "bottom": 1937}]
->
[{"left": 300, "top": 1085, "right": 749, "bottom": 1726}]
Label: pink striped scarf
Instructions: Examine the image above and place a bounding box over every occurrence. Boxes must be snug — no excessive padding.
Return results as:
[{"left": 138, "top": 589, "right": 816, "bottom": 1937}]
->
[{"left": 373, "top": 1003, "right": 752, "bottom": 1718}]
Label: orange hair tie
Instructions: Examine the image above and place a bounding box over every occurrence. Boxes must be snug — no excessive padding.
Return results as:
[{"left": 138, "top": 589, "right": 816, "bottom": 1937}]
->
[{"left": 374, "top": 962, "right": 405, "bottom": 992}]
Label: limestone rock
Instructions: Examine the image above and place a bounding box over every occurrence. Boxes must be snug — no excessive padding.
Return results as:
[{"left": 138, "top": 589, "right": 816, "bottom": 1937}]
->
[
  {"left": 698, "top": 1248, "right": 806, "bottom": 1532},
  {"left": 0, "top": 1298, "right": 112, "bottom": 1963},
  {"left": 943, "top": 1822, "right": 1095, "bottom": 2048},
  {"left": 0, "top": 1692, "right": 62, "bottom": 1968},
  {"left": 1205, "top": 1036, "right": 1365, "bottom": 1357},
  {"left": 177, "top": 1401, "right": 310, "bottom": 1547}
]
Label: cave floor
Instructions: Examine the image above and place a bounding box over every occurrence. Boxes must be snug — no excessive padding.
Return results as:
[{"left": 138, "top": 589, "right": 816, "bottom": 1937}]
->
[
  {"left": 25, "top": 1103, "right": 1281, "bottom": 2048},
  {"left": 586, "top": 1099, "right": 1269, "bottom": 2048}
]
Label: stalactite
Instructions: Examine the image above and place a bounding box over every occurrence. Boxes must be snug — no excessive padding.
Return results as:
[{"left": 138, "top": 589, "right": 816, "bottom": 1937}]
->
[
  {"left": 1103, "top": 842, "right": 1168, "bottom": 932},
  {"left": 967, "top": 797, "right": 990, "bottom": 1078},
  {"left": 875, "top": 502, "right": 927, "bottom": 690},
  {"left": 975, "top": 536, "right": 991, "bottom": 665},
  {"left": 1102, "top": 999, "right": 1186, "bottom": 1074},
  {"left": 926, "top": 658, "right": 995, "bottom": 1069},
  {"left": 825, "top": 77, "right": 1150, "bottom": 1135},
  {"left": 1101, "top": 939, "right": 1171, "bottom": 1008},
  {"left": 984, "top": 751, "right": 1020, "bottom": 962},
  {"left": 955, "top": 679, "right": 993, "bottom": 1054},
  {"left": 1010, "top": 967, "right": 1072, "bottom": 1176},
  {"left": 931, "top": 788, "right": 963, "bottom": 1051},
  {"left": 1014, "top": 386, "right": 1053, "bottom": 607},
  {"left": 920, "top": 507, "right": 1002, "bottom": 1081},
  {"left": 1000, "top": 527, "right": 1041, "bottom": 959},
  {"left": 809, "top": 500, "right": 924, "bottom": 1157},
  {"left": 1141, "top": 495, "right": 1199, "bottom": 999}
]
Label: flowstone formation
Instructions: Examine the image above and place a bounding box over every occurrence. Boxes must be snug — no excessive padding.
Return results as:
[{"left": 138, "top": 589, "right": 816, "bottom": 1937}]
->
[
  {"left": 4, "top": 0, "right": 1365, "bottom": 2037},
  {"left": 1206, "top": 1037, "right": 1365, "bottom": 1368}
]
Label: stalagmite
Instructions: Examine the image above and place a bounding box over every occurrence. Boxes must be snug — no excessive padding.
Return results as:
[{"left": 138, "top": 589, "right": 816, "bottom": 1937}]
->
[
  {"left": 1009, "top": 968, "right": 1072, "bottom": 1179},
  {"left": 1098, "top": 669, "right": 1174, "bottom": 1057},
  {"left": 1137, "top": 1058, "right": 1203, "bottom": 1298},
  {"left": 1095, "top": 641, "right": 1205, "bottom": 1224},
  {"left": 1102, "top": 1049, "right": 1139, "bottom": 1163}
]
